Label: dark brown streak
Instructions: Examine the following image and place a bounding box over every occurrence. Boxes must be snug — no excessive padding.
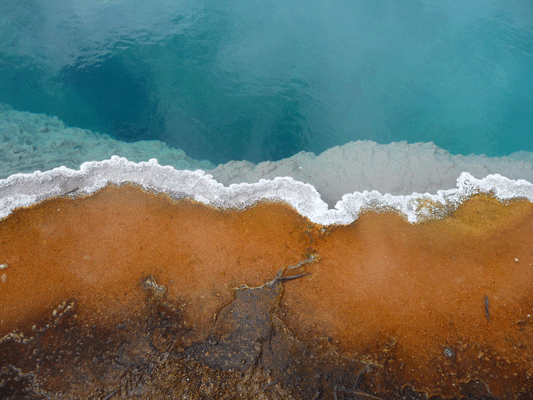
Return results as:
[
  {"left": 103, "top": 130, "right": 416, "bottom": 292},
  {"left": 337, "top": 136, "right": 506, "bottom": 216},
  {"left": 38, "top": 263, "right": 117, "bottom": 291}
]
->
[
  {"left": 275, "top": 273, "right": 310, "bottom": 283},
  {"left": 484, "top": 295, "right": 490, "bottom": 323}
]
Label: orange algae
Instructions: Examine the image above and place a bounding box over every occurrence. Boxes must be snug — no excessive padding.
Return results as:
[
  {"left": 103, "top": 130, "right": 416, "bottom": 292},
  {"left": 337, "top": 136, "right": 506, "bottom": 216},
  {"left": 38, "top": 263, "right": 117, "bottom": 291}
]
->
[
  {"left": 0, "top": 187, "right": 532, "bottom": 398},
  {"left": 280, "top": 195, "right": 533, "bottom": 397},
  {"left": 0, "top": 185, "right": 311, "bottom": 335}
]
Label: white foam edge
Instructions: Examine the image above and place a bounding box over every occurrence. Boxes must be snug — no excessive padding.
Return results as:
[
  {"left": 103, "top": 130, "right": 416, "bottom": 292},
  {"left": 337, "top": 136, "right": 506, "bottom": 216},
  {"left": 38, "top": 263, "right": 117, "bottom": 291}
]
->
[{"left": 1, "top": 156, "right": 532, "bottom": 225}]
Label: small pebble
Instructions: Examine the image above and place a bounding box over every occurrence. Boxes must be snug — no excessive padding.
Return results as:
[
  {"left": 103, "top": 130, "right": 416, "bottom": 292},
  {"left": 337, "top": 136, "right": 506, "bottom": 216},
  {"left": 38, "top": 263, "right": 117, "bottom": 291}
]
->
[{"left": 0, "top": 263, "right": 8, "bottom": 269}]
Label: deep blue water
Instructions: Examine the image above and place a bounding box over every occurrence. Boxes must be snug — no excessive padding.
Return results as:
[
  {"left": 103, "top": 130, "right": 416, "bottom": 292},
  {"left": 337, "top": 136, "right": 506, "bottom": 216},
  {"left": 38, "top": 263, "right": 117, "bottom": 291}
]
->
[{"left": 1, "top": 0, "right": 533, "bottom": 164}]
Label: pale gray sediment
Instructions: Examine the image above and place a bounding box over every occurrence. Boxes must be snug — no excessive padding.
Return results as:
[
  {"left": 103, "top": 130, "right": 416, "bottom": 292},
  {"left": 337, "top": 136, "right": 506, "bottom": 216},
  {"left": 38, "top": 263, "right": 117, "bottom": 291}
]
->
[
  {"left": 209, "top": 141, "right": 533, "bottom": 207},
  {"left": 1, "top": 155, "right": 532, "bottom": 225},
  {"left": 1, "top": 104, "right": 533, "bottom": 219}
]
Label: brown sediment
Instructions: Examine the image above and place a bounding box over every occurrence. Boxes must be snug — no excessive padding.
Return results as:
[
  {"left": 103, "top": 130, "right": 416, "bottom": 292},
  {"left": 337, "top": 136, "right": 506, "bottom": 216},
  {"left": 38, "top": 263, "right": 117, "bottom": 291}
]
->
[{"left": 0, "top": 186, "right": 532, "bottom": 399}]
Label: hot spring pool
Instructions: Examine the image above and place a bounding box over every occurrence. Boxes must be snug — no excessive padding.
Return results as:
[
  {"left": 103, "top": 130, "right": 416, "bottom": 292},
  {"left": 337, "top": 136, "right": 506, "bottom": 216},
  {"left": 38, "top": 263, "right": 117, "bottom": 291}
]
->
[{"left": 1, "top": 0, "right": 533, "bottom": 189}]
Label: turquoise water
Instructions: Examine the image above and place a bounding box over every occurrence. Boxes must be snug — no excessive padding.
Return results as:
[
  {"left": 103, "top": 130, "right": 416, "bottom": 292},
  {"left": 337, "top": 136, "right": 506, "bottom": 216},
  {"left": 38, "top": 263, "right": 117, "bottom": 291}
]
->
[{"left": 1, "top": 0, "right": 533, "bottom": 164}]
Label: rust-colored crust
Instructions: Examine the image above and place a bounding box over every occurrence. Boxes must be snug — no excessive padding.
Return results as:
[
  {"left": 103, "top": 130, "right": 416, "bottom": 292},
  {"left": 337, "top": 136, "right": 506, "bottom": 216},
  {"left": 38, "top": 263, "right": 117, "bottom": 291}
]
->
[
  {"left": 1, "top": 185, "right": 532, "bottom": 399},
  {"left": 280, "top": 196, "right": 533, "bottom": 398}
]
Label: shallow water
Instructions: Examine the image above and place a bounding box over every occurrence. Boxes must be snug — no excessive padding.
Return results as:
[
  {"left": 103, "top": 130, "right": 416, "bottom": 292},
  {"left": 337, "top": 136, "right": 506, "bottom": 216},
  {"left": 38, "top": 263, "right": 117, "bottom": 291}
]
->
[{"left": 1, "top": 0, "right": 533, "bottom": 165}]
